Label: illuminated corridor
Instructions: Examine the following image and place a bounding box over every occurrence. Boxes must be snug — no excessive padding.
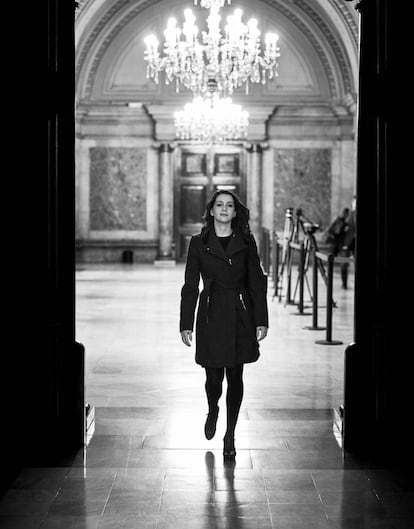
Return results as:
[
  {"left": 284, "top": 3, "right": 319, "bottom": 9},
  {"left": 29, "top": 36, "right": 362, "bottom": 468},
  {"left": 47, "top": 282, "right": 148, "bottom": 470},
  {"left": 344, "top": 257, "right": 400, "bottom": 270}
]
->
[{"left": 6, "top": 264, "right": 414, "bottom": 529}]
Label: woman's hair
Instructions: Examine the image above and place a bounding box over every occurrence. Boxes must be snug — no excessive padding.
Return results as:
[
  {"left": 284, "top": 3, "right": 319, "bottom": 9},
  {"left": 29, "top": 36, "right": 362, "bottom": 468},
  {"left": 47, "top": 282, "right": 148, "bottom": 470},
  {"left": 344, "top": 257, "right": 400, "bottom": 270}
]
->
[{"left": 201, "top": 189, "right": 251, "bottom": 239}]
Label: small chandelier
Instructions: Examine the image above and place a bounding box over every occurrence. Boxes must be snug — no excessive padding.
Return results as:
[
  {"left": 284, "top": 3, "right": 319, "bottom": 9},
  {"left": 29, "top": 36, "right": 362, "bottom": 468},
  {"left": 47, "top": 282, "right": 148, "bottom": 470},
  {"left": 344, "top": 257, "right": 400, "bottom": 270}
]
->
[
  {"left": 144, "top": 1, "right": 280, "bottom": 96},
  {"left": 174, "top": 94, "right": 249, "bottom": 142}
]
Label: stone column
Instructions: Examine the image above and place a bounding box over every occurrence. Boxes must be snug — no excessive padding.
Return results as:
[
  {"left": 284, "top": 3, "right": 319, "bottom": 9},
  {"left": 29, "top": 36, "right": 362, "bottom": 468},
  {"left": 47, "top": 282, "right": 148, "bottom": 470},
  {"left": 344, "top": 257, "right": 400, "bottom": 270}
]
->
[
  {"left": 246, "top": 143, "right": 264, "bottom": 244},
  {"left": 155, "top": 142, "right": 175, "bottom": 265}
]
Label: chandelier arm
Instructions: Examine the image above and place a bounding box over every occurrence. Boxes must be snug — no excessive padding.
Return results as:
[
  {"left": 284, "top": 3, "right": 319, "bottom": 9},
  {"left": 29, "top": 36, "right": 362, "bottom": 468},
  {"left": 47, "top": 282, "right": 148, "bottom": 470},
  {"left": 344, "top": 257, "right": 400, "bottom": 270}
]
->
[{"left": 143, "top": 2, "right": 280, "bottom": 97}]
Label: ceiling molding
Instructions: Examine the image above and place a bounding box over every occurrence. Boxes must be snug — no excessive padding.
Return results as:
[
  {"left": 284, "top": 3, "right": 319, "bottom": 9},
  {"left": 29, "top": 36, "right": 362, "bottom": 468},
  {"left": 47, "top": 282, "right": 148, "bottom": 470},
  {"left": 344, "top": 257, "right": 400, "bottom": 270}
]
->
[{"left": 76, "top": 0, "right": 357, "bottom": 105}]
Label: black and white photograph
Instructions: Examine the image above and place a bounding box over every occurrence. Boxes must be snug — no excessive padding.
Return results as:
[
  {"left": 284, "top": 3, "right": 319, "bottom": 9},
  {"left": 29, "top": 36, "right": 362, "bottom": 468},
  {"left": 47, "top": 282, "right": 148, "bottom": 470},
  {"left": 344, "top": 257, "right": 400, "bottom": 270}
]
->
[{"left": 1, "top": 0, "right": 412, "bottom": 528}]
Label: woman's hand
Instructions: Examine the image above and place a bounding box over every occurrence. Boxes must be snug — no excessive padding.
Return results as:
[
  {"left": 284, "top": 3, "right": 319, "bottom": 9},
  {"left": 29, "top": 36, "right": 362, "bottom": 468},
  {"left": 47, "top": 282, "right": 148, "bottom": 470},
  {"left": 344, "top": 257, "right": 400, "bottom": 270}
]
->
[
  {"left": 181, "top": 330, "right": 193, "bottom": 346},
  {"left": 256, "top": 326, "right": 268, "bottom": 341}
]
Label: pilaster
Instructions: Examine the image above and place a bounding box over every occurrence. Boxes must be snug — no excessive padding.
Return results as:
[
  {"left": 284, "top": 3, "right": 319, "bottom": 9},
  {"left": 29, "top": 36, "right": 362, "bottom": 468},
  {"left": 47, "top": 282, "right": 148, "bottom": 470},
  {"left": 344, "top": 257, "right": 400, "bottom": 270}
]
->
[{"left": 154, "top": 142, "right": 176, "bottom": 266}]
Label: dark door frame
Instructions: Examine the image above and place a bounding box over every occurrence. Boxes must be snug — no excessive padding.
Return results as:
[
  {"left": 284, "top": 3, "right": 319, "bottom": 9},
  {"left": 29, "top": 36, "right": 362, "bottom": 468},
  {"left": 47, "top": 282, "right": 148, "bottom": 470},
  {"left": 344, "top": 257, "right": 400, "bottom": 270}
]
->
[{"left": 2, "top": 0, "right": 406, "bottom": 496}]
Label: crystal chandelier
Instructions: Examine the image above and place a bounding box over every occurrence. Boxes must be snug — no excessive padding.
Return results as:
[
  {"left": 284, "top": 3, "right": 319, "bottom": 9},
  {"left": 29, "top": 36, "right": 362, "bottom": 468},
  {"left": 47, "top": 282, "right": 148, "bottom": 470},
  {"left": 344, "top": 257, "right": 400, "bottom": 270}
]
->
[
  {"left": 174, "top": 94, "right": 249, "bottom": 142},
  {"left": 195, "top": 0, "right": 230, "bottom": 8},
  {"left": 144, "top": 0, "right": 280, "bottom": 96}
]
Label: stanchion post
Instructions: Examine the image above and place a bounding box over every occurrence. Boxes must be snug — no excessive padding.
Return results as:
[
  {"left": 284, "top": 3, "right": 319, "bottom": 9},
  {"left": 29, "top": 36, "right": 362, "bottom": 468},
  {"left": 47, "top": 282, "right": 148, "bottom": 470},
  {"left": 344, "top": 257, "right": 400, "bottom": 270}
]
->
[
  {"left": 304, "top": 248, "right": 326, "bottom": 330},
  {"left": 273, "top": 234, "right": 279, "bottom": 298},
  {"left": 316, "top": 253, "right": 343, "bottom": 345},
  {"left": 292, "top": 242, "right": 312, "bottom": 315},
  {"left": 298, "top": 242, "right": 304, "bottom": 313},
  {"left": 278, "top": 237, "right": 284, "bottom": 302},
  {"left": 286, "top": 243, "right": 292, "bottom": 304},
  {"left": 326, "top": 253, "right": 334, "bottom": 341}
]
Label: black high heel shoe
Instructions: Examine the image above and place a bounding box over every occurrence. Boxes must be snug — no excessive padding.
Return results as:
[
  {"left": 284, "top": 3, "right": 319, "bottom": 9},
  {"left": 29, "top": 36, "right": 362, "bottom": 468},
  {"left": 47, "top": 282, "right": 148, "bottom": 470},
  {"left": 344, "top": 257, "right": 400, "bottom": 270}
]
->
[
  {"left": 204, "top": 406, "right": 219, "bottom": 440},
  {"left": 223, "top": 435, "right": 236, "bottom": 458}
]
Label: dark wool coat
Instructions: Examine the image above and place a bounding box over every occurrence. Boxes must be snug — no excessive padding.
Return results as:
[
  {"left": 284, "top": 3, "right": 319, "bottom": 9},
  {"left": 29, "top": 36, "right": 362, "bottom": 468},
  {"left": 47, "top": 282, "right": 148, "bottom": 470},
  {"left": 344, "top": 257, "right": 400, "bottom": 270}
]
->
[{"left": 180, "top": 227, "right": 269, "bottom": 368}]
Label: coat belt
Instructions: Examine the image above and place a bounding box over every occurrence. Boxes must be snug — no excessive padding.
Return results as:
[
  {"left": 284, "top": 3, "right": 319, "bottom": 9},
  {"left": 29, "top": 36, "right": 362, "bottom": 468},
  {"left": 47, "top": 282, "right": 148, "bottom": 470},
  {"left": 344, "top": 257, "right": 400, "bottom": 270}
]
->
[{"left": 203, "top": 278, "right": 246, "bottom": 295}]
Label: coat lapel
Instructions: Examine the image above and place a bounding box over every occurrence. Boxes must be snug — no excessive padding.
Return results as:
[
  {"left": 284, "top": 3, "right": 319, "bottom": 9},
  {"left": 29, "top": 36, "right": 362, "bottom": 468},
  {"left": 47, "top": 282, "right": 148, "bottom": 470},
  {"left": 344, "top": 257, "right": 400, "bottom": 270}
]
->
[
  {"left": 227, "top": 231, "right": 248, "bottom": 257},
  {"left": 203, "top": 228, "right": 248, "bottom": 261},
  {"left": 206, "top": 229, "right": 228, "bottom": 262}
]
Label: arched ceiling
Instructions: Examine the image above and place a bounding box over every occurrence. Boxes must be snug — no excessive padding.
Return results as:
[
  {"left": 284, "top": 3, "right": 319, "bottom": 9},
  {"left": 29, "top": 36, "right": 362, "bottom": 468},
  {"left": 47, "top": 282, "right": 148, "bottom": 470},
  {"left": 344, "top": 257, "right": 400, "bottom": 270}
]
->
[{"left": 75, "top": 0, "right": 359, "bottom": 112}]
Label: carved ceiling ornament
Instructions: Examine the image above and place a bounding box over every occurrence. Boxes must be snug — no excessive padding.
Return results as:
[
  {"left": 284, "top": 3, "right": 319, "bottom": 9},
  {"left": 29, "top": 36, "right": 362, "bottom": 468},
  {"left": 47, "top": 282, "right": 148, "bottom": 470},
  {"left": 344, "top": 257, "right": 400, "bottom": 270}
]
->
[{"left": 75, "top": 0, "right": 357, "bottom": 107}]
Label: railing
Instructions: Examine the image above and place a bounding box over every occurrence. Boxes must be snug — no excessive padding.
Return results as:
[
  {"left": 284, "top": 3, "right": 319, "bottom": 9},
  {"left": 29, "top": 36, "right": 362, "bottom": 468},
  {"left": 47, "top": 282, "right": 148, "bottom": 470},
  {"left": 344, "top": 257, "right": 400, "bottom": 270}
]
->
[
  {"left": 270, "top": 231, "right": 353, "bottom": 346},
  {"left": 288, "top": 241, "right": 311, "bottom": 315},
  {"left": 312, "top": 251, "right": 343, "bottom": 345},
  {"left": 272, "top": 231, "right": 280, "bottom": 299}
]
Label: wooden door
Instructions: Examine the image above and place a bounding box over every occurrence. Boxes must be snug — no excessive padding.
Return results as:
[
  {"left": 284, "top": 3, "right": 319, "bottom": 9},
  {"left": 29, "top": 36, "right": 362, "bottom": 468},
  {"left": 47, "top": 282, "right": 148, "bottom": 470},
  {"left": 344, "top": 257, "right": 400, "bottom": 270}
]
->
[{"left": 174, "top": 144, "right": 245, "bottom": 261}]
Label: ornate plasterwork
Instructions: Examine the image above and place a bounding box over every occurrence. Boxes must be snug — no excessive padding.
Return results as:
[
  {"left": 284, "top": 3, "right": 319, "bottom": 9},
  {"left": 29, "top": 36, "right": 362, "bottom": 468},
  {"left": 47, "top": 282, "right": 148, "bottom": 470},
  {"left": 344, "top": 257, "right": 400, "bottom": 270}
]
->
[
  {"left": 261, "top": 0, "right": 355, "bottom": 99},
  {"left": 292, "top": 0, "right": 354, "bottom": 94},
  {"left": 76, "top": 0, "right": 357, "bottom": 104},
  {"left": 76, "top": 0, "right": 155, "bottom": 100},
  {"left": 327, "top": 0, "right": 359, "bottom": 48},
  {"left": 75, "top": 0, "right": 94, "bottom": 16}
]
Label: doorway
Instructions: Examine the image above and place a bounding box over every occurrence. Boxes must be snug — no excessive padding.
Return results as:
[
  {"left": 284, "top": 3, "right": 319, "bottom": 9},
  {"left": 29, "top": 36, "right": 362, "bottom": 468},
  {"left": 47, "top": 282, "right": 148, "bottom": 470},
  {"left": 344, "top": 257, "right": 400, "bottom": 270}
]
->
[{"left": 174, "top": 143, "right": 246, "bottom": 261}]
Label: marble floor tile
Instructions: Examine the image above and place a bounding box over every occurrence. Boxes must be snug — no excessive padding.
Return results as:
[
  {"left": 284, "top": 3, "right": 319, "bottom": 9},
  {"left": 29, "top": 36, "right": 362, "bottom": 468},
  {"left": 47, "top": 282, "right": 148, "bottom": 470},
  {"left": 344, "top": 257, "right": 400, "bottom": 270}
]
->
[
  {"left": 214, "top": 477, "right": 266, "bottom": 491},
  {"left": 214, "top": 489, "right": 268, "bottom": 503},
  {"left": 266, "top": 490, "right": 322, "bottom": 504},
  {"left": 270, "top": 505, "right": 333, "bottom": 528},
  {"left": 161, "top": 489, "right": 215, "bottom": 503},
  {"left": 39, "top": 514, "right": 101, "bottom": 528},
  {"left": 47, "top": 500, "right": 106, "bottom": 517},
  {"left": 103, "top": 498, "right": 161, "bottom": 516},
  {"left": 10, "top": 468, "right": 70, "bottom": 490},
  {"left": 0, "top": 516, "right": 44, "bottom": 529},
  {"left": 98, "top": 514, "right": 157, "bottom": 529},
  {"left": 0, "top": 489, "right": 58, "bottom": 504},
  {"left": 162, "top": 482, "right": 213, "bottom": 494},
  {"left": 2, "top": 264, "right": 413, "bottom": 529},
  {"left": 312, "top": 469, "right": 373, "bottom": 492},
  {"left": 326, "top": 519, "right": 398, "bottom": 529},
  {"left": 0, "top": 501, "right": 51, "bottom": 516},
  {"left": 126, "top": 449, "right": 253, "bottom": 469}
]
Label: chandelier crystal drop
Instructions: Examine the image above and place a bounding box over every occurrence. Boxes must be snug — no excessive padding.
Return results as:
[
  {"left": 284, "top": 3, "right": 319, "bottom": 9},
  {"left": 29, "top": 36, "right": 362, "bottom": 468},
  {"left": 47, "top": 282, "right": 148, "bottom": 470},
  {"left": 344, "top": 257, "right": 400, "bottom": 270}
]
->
[
  {"left": 174, "top": 95, "right": 249, "bottom": 142},
  {"left": 144, "top": 3, "right": 280, "bottom": 96},
  {"left": 194, "top": 0, "right": 230, "bottom": 9}
]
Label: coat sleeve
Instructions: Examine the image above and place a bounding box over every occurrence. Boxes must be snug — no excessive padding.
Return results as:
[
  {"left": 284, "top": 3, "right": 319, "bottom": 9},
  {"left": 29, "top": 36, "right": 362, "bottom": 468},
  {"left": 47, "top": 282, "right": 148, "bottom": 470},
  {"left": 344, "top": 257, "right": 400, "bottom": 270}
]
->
[
  {"left": 180, "top": 236, "right": 201, "bottom": 331},
  {"left": 247, "top": 234, "right": 269, "bottom": 328}
]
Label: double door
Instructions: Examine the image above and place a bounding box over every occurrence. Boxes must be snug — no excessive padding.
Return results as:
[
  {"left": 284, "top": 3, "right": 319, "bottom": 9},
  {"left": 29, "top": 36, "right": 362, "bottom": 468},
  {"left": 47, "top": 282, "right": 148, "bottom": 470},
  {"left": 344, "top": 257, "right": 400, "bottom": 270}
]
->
[{"left": 174, "top": 144, "right": 246, "bottom": 261}]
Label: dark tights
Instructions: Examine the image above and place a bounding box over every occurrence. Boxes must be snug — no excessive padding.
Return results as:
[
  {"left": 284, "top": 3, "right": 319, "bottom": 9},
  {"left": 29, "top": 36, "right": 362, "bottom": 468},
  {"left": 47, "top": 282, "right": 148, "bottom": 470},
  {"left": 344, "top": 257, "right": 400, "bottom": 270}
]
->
[{"left": 204, "top": 365, "right": 244, "bottom": 439}]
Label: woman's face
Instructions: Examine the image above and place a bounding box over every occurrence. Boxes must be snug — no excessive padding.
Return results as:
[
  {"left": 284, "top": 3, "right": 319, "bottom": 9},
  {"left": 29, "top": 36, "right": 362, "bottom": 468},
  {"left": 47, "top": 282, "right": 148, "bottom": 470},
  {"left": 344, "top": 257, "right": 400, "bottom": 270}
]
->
[{"left": 210, "top": 193, "right": 236, "bottom": 224}]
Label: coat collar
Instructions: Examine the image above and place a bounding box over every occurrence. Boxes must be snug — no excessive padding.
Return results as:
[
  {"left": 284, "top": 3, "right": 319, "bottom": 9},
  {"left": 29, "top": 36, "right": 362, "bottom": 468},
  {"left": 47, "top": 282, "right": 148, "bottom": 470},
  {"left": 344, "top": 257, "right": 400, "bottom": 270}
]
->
[{"left": 203, "top": 227, "right": 248, "bottom": 261}]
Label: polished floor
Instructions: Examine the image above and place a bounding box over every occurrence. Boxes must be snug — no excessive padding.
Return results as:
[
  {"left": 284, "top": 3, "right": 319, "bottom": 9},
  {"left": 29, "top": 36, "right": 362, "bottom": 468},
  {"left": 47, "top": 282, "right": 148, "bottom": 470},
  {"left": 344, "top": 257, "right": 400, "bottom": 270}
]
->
[{"left": 1, "top": 263, "right": 413, "bottom": 528}]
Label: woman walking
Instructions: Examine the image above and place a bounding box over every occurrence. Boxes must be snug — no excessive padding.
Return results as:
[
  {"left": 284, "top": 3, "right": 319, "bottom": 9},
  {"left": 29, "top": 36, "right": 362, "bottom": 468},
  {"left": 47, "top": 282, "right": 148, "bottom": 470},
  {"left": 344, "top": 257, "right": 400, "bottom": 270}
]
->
[{"left": 180, "top": 190, "right": 269, "bottom": 458}]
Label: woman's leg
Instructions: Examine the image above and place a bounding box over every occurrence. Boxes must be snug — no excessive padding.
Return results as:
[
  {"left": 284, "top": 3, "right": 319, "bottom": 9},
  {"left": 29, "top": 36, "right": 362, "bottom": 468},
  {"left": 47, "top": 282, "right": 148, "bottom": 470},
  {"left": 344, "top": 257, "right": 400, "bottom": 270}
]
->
[
  {"left": 224, "top": 364, "right": 244, "bottom": 441},
  {"left": 204, "top": 367, "right": 224, "bottom": 440},
  {"left": 204, "top": 367, "right": 224, "bottom": 411}
]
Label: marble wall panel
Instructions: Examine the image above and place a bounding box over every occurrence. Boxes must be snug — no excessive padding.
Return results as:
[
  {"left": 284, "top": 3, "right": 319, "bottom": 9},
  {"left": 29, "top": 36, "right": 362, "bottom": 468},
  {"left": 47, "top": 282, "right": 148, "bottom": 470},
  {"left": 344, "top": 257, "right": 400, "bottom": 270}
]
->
[
  {"left": 273, "top": 148, "right": 332, "bottom": 232},
  {"left": 89, "top": 147, "right": 146, "bottom": 230}
]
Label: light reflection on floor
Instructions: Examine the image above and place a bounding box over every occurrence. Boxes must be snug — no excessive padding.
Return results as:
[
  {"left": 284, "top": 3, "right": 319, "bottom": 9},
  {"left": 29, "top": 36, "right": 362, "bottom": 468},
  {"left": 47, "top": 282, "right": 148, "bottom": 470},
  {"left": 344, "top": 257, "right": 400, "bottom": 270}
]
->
[{"left": 1, "top": 264, "right": 413, "bottom": 528}]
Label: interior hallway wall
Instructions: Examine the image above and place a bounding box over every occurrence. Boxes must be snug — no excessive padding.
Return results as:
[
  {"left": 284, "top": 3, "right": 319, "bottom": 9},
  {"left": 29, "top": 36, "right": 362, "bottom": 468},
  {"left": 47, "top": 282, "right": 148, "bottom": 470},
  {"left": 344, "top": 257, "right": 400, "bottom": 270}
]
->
[{"left": 74, "top": 0, "right": 359, "bottom": 262}]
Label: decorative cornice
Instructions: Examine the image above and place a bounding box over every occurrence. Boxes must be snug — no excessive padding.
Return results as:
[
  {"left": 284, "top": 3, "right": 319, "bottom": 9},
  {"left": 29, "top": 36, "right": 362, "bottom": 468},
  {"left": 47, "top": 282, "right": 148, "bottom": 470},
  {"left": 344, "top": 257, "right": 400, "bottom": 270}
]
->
[
  {"left": 290, "top": 0, "right": 354, "bottom": 94},
  {"left": 77, "top": 0, "right": 356, "bottom": 103},
  {"left": 76, "top": 0, "right": 155, "bottom": 97},
  {"left": 75, "top": 0, "right": 93, "bottom": 17},
  {"left": 327, "top": 0, "right": 359, "bottom": 50},
  {"left": 255, "top": 0, "right": 354, "bottom": 100}
]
